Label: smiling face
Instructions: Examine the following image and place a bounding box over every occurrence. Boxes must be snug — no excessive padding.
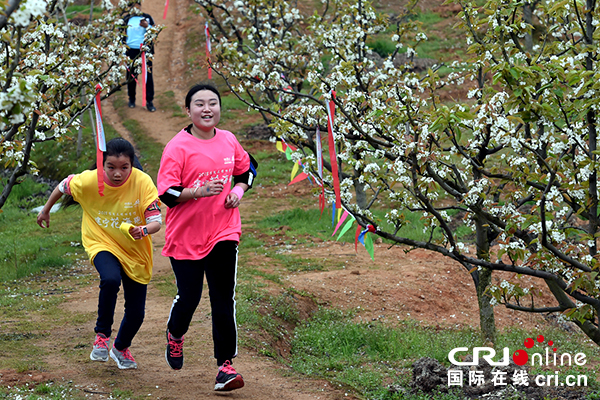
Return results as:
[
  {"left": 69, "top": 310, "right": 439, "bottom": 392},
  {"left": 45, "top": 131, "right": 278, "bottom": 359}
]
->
[
  {"left": 186, "top": 90, "right": 221, "bottom": 135},
  {"left": 103, "top": 154, "right": 132, "bottom": 186}
]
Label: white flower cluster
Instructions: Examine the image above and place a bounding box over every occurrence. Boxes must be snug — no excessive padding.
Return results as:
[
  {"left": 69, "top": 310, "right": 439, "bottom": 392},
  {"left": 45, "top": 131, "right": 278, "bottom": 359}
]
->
[{"left": 9, "top": 0, "right": 47, "bottom": 27}]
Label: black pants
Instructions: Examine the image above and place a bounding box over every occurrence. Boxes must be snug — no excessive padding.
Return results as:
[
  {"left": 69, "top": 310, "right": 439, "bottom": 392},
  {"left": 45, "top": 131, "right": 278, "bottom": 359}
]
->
[
  {"left": 126, "top": 48, "right": 154, "bottom": 104},
  {"left": 93, "top": 251, "right": 147, "bottom": 351},
  {"left": 167, "top": 241, "right": 239, "bottom": 366}
]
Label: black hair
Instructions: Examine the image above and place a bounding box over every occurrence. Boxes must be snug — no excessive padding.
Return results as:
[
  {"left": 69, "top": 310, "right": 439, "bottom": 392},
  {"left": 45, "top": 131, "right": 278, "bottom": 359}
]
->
[
  {"left": 185, "top": 82, "right": 221, "bottom": 109},
  {"left": 104, "top": 137, "right": 135, "bottom": 166},
  {"left": 61, "top": 138, "right": 140, "bottom": 209}
]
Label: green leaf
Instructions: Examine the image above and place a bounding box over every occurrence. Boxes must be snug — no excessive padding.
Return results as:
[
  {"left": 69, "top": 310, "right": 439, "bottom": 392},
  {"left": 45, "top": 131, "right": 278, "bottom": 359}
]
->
[{"left": 455, "top": 111, "right": 475, "bottom": 120}]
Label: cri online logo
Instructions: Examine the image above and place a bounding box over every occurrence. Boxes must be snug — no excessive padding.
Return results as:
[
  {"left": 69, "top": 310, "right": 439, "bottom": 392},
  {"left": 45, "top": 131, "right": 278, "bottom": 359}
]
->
[{"left": 449, "top": 335, "right": 587, "bottom": 367}]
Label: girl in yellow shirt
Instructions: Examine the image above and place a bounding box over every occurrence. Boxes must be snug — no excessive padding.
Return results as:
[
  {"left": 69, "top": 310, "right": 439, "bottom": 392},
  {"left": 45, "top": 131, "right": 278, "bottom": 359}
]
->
[{"left": 37, "top": 138, "right": 161, "bottom": 370}]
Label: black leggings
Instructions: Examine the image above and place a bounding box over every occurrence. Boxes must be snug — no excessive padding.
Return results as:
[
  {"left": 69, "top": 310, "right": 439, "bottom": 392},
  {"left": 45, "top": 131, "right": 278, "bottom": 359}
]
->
[
  {"left": 93, "top": 251, "right": 147, "bottom": 351},
  {"left": 167, "top": 241, "right": 239, "bottom": 366}
]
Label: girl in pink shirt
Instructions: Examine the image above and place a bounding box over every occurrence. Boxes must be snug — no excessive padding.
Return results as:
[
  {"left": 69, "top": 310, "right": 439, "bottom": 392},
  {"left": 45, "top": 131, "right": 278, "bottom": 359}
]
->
[{"left": 157, "top": 83, "right": 257, "bottom": 392}]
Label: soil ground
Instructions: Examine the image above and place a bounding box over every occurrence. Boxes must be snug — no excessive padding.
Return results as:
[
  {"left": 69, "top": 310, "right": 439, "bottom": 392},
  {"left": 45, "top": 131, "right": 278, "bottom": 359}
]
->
[{"left": 1, "top": 0, "right": 597, "bottom": 399}]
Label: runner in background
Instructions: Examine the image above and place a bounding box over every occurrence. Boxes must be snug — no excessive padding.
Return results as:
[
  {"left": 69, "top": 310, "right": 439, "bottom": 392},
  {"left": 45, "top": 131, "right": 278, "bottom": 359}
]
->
[
  {"left": 157, "top": 82, "right": 257, "bottom": 391},
  {"left": 37, "top": 138, "right": 162, "bottom": 370},
  {"left": 123, "top": 0, "right": 156, "bottom": 112}
]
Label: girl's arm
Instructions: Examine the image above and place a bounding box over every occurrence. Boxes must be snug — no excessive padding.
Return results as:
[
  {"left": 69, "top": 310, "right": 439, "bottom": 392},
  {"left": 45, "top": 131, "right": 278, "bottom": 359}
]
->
[
  {"left": 37, "top": 185, "right": 64, "bottom": 228},
  {"left": 159, "top": 180, "right": 225, "bottom": 207},
  {"left": 177, "top": 179, "right": 225, "bottom": 203},
  {"left": 128, "top": 198, "right": 162, "bottom": 240}
]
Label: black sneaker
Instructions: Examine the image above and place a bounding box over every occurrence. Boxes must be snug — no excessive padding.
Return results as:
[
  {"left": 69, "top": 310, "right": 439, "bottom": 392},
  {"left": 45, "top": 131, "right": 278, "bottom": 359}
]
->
[
  {"left": 128, "top": 100, "right": 135, "bottom": 108},
  {"left": 147, "top": 102, "right": 156, "bottom": 112},
  {"left": 214, "top": 360, "right": 244, "bottom": 391},
  {"left": 165, "top": 330, "right": 184, "bottom": 370}
]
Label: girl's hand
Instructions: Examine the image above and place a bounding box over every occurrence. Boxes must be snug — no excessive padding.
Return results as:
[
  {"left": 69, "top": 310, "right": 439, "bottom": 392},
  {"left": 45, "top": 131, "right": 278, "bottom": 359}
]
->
[
  {"left": 202, "top": 179, "right": 224, "bottom": 197},
  {"left": 224, "top": 192, "right": 240, "bottom": 209},
  {"left": 37, "top": 210, "right": 50, "bottom": 228},
  {"left": 129, "top": 225, "right": 148, "bottom": 240}
]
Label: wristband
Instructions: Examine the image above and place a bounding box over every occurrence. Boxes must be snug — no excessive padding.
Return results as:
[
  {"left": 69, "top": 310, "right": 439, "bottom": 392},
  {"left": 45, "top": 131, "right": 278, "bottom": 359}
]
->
[
  {"left": 230, "top": 186, "right": 244, "bottom": 200},
  {"left": 119, "top": 223, "right": 136, "bottom": 241}
]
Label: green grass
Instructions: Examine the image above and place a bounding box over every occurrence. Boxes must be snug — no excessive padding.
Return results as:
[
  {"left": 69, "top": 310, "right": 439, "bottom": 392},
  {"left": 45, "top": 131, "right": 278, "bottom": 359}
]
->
[
  {"left": 64, "top": 5, "right": 104, "bottom": 21},
  {"left": 0, "top": 202, "right": 85, "bottom": 281},
  {"left": 367, "top": 38, "right": 397, "bottom": 58},
  {"left": 156, "top": 90, "right": 186, "bottom": 118},
  {"left": 413, "top": 11, "right": 444, "bottom": 26},
  {"left": 0, "top": 382, "right": 84, "bottom": 399},
  {"left": 252, "top": 149, "right": 299, "bottom": 186},
  {"left": 220, "top": 93, "right": 261, "bottom": 122}
]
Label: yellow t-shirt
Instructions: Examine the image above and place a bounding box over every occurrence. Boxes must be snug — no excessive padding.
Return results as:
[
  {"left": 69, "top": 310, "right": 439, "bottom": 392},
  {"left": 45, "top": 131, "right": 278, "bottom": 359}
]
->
[{"left": 69, "top": 168, "right": 158, "bottom": 284}]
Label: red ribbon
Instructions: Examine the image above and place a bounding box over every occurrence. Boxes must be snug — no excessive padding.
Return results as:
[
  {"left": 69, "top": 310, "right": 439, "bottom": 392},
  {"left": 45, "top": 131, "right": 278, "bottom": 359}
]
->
[
  {"left": 205, "top": 22, "right": 212, "bottom": 79},
  {"left": 163, "top": 0, "right": 169, "bottom": 19},
  {"left": 326, "top": 90, "right": 341, "bottom": 209},
  {"left": 141, "top": 45, "right": 147, "bottom": 107}
]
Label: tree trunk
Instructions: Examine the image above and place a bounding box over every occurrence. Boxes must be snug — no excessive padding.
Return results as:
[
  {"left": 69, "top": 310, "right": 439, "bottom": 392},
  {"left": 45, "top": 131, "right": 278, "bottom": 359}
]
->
[
  {"left": 523, "top": 3, "right": 533, "bottom": 52},
  {"left": 476, "top": 267, "right": 496, "bottom": 343},
  {"left": 475, "top": 216, "right": 497, "bottom": 344},
  {"left": 354, "top": 176, "right": 367, "bottom": 209},
  {"left": 77, "top": 90, "right": 85, "bottom": 157},
  {"left": 89, "top": 0, "right": 94, "bottom": 24}
]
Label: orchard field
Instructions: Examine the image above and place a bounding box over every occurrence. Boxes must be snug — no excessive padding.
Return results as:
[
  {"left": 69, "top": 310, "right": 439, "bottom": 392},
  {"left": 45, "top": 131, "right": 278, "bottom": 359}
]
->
[{"left": 2, "top": 0, "right": 600, "bottom": 399}]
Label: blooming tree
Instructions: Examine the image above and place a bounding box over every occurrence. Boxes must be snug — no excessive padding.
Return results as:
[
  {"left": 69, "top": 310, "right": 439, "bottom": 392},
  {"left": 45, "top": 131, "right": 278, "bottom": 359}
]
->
[
  {"left": 0, "top": 0, "right": 162, "bottom": 209},
  {"left": 199, "top": 0, "right": 600, "bottom": 346}
]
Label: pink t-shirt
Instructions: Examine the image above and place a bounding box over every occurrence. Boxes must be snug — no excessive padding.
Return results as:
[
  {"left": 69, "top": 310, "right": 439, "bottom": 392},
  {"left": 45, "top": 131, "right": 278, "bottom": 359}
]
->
[{"left": 157, "top": 128, "right": 250, "bottom": 259}]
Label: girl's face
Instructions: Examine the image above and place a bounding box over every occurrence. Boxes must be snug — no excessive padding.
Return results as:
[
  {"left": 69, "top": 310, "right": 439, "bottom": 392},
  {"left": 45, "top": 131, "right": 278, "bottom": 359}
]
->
[
  {"left": 186, "top": 90, "right": 221, "bottom": 133},
  {"left": 103, "top": 154, "right": 132, "bottom": 186}
]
